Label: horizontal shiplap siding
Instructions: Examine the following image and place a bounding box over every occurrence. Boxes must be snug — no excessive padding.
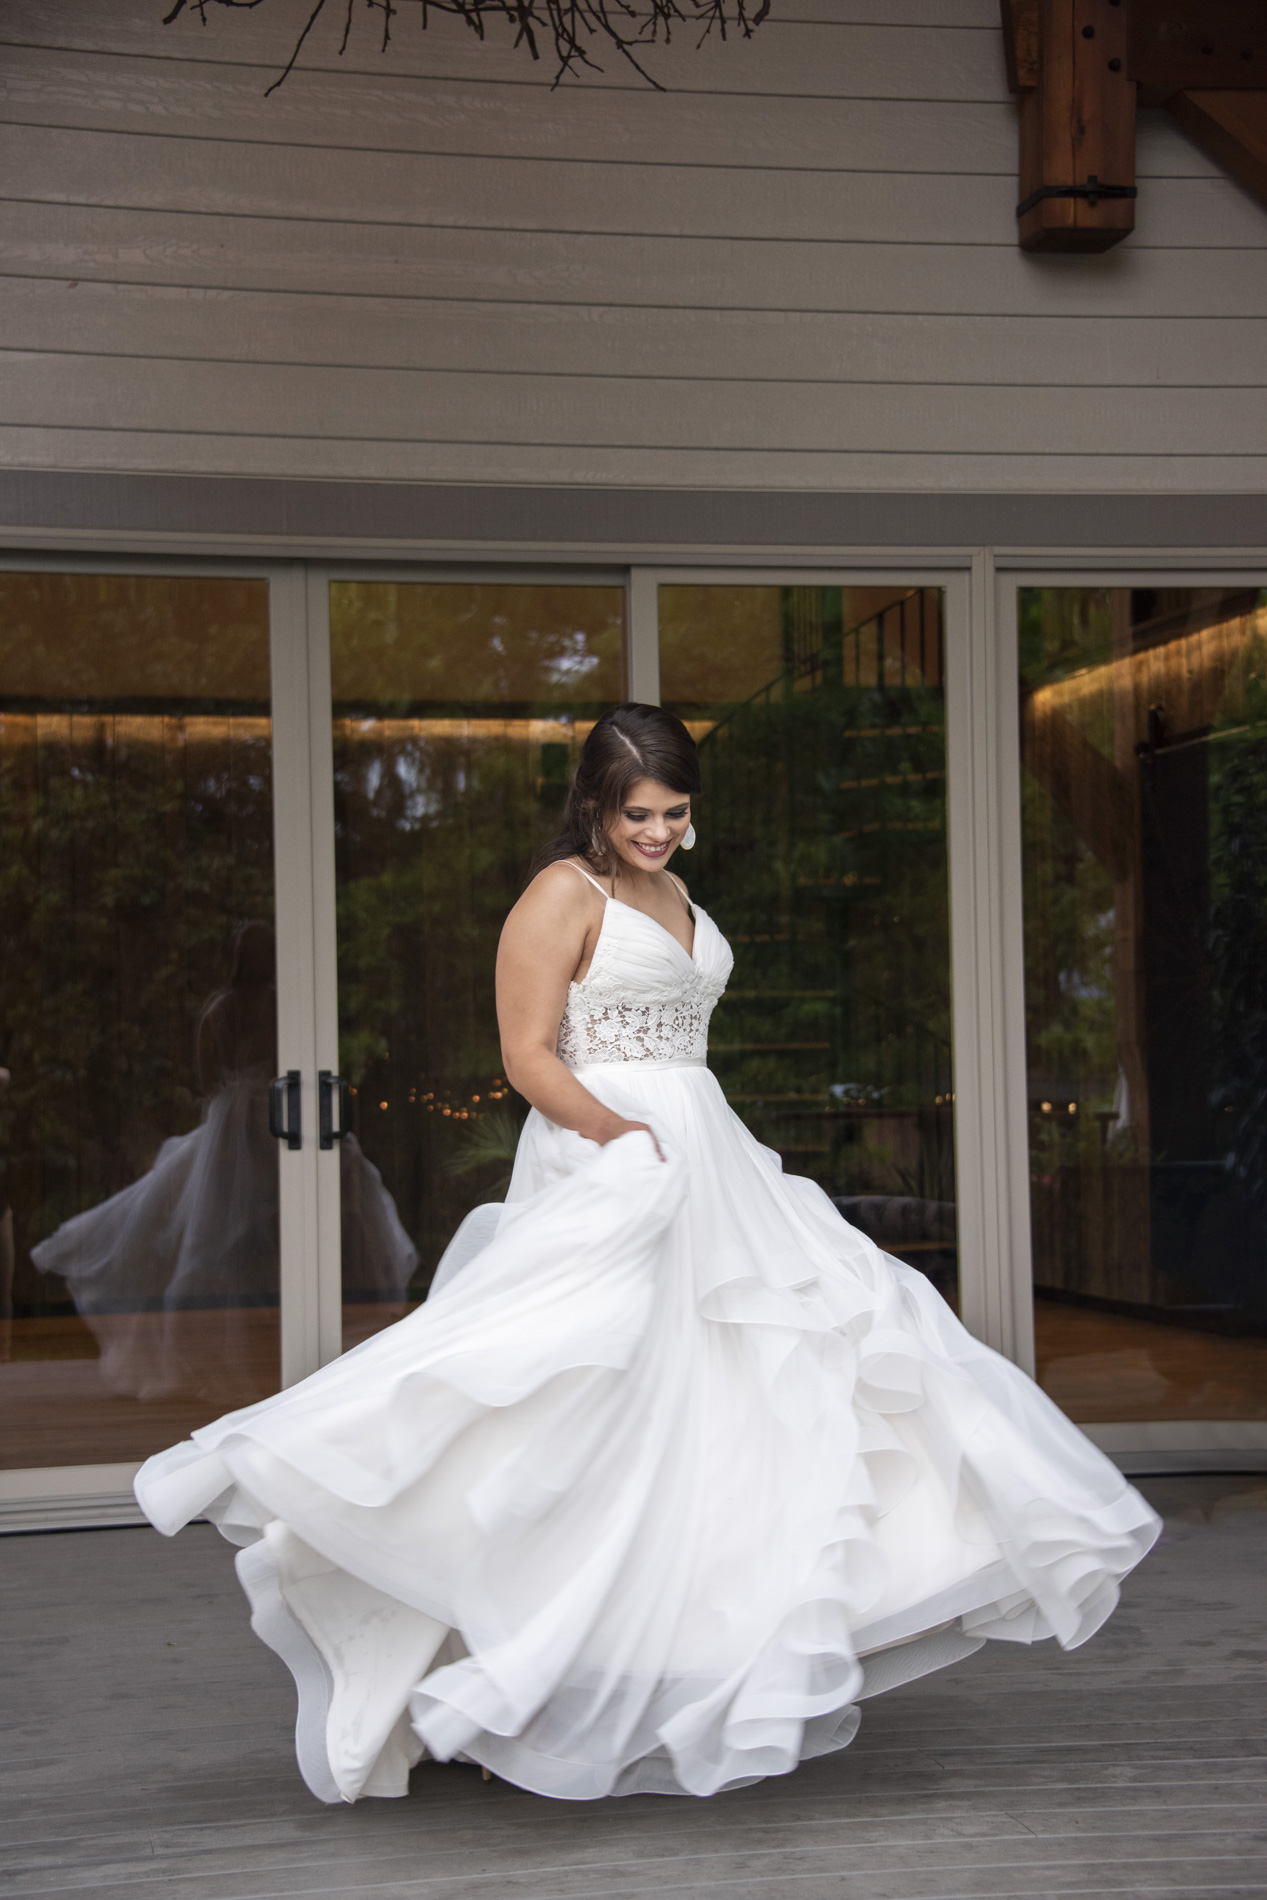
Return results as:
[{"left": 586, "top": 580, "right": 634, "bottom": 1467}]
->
[{"left": 0, "top": 0, "right": 1264, "bottom": 492}]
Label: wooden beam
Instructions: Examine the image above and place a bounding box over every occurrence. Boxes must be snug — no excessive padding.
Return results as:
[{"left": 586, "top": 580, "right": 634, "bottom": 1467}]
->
[
  {"left": 1000, "top": 0, "right": 1039, "bottom": 90},
  {"left": 1164, "top": 89, "right": 1267, "bottom": 209},
  {"left": 1000, "top": 0, "right": 1267, "bottom": 248},
  {"left": 1129, "top": 0, "right": 1266, "bottom": 92},
  {"left": 1016, "top": 0, "right": 1138, "bottom": 253}
]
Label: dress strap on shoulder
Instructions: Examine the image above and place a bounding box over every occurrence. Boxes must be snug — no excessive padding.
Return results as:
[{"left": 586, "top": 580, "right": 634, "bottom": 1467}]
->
[
  {"left": 668, "top": 872, "right": 695, "bottom": 919},
  {"left": 566, "top": 859, "right": 610, "bottom": 900}
]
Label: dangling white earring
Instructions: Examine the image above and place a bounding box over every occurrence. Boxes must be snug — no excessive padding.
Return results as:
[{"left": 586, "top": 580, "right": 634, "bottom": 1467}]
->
[{"left": 681, "top": 823, "right": 696, "bottom": 851}]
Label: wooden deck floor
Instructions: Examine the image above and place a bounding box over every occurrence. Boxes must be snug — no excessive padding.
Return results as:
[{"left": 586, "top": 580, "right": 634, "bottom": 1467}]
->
[{"left": 2, "top": 1475, "right": 1265, "bottom": 1900}]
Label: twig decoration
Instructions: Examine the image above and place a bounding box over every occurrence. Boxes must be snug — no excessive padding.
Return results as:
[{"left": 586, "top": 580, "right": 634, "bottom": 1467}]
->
[{"left": 162, "top": 0, "right": 771, "bottom": 92}]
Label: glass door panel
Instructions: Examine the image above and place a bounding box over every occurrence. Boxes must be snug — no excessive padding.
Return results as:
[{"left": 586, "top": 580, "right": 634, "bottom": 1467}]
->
[
  {"left": 0, "top": 573, "right": 282, "bottom": 1469},
  {"left": 328, "top": 581, "right": 626, "bottom": 1348},
  {"left": 658, "top": 584, "right": 957, "bottom": 1303},
  {"left": 1018, "top": 585, "right": 1267, "bottom": 1422}
]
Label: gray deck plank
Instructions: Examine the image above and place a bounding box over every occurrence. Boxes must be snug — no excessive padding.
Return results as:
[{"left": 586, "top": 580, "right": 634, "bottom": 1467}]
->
[
  {"left": 7, "top": 1837, "right": 1267, "bottom": 1900},
  {"left": 2, "top": 1475, "right": 1265, "bottom": 1900}
]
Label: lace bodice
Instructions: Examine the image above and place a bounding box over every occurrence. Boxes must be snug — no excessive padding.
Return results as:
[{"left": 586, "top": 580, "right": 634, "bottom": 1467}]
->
[{"left": 557, "top": 889, "right": 733, "bottom": 1068}]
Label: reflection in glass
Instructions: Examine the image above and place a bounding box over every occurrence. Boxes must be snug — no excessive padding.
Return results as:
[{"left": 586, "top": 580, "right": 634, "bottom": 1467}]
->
[
  {"left": 1020, "top": 587, "right": 1267, "bottom": 1422},
  {"left": 0, "top": 574, "right": 281, "bottom": 1468},
  {"left": 329, "top": 583, "right": 625, "bottom": 1346},
  {"left": 32, "top": 921, "right": 281, "bottom": 1403},
  {"left": 659, "top": 585, "right": 957, "bottom": 1300}
]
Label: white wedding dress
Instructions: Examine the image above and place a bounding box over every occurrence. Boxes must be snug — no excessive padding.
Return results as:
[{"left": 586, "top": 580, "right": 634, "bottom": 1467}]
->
[{"left": 135, "top": 881, "right": 1159, "bottom": 1805}]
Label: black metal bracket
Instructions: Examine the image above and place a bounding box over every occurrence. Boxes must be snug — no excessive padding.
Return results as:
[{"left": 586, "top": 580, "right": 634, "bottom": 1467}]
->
[
  {"left": 268, "top": 1070, "right": 302, "bottom": 1150},
  {"left": 319, "top": 1070, "right": 351, "bottom": 1150},
  {"left": 1017, "top": 176, "right": 1137, "bottom": 217}
]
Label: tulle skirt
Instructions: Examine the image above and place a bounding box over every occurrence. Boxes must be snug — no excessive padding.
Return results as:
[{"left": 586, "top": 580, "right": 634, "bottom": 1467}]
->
[{"left": 135, "top": 1062, "right": 1159, "bottom": 1803}]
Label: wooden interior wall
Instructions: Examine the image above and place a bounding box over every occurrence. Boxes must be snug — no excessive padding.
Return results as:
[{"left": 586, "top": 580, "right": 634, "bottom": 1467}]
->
[{"left": 0, "top": 0, "right": 1264, "bottom": 494}]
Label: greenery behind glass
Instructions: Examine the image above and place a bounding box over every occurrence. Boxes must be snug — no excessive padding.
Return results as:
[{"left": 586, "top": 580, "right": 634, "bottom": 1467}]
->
[
  {"left": 329, "top": 585, "right": 625, "bottom": 1296},
  {"left": 662, "top": 585, "right": 956, "bottom": 1290},
  {"left": 0, "top": 576, "right": 275, "bottom": 1323}
]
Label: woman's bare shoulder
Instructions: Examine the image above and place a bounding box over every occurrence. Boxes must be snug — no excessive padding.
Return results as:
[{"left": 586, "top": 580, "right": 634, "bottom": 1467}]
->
[{"left": 507, "top": 860, "right": 603, "bottom": 929}]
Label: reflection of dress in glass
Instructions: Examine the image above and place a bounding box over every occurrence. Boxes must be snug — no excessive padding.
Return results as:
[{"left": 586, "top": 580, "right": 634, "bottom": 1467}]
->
[
  {"left": 33, "top": 924, "right": 416, "bottom": 1402},
  {"left": 136, "top": 896, "right": 1158, "bottom": 1803}
]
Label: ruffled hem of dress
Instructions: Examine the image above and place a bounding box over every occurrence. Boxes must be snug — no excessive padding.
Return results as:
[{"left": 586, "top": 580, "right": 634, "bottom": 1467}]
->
[
  {"left": 214, "top": 1513, "right": 1001, "bottom": 1804},
  {"left": 134, "top": 1114, "right": 1159, "bottom": 1805}
]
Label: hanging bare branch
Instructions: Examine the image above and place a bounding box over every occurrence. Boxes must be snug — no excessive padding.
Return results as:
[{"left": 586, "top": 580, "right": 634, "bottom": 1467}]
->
[{"left": 163, "top": 0, "right": 770, "bottom": 91}]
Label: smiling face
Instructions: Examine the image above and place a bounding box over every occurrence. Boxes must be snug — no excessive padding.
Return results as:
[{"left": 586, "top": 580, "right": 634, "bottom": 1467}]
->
[{"left": 604, "top": 776, "right": 692, "bottom": 876}]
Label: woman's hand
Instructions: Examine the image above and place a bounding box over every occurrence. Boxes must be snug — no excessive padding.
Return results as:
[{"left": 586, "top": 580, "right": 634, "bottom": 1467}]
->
[{"left": 594, "top": 1114, "right": 665, "bottom": 1161}]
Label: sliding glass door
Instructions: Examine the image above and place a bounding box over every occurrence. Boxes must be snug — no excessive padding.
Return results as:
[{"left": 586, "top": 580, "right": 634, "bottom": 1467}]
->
[
  {"left": 657, "top": 581, "right": 958, "bottom": 1304},
  {"left": 313, "top": 570, "right": 959, "bottom": 1361},
  {"left": 323, "top": 579, "right": 627, "bottom": 1347},
  {"left": 0, "top": 570, "right": 285, "bottom": 1471},
  {"left": 12, "top": 554, "right": 1260, "bottom": 1509},
  {"left": 1016, "top": 583, "right": 1267, "bottom": 1428}
]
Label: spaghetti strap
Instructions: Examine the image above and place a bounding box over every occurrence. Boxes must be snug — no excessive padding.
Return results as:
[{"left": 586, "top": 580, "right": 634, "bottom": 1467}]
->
[
  {"left": 566, "top": 860, "right": 610, "bottom": 900},
  {"left": 668, "top": 872, "right": 696, "bottom": 920}
]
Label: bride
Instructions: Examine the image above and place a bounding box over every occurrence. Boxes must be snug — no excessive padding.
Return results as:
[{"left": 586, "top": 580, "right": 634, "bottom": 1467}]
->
[{"left": 135, "top": 703, "right": 1159, "bottom": 1806}]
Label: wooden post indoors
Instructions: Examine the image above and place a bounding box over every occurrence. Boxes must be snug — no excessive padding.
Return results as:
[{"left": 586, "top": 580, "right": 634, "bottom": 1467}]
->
[{"left": 1018, "top": 0, "right": 1137, "bottom": 252}]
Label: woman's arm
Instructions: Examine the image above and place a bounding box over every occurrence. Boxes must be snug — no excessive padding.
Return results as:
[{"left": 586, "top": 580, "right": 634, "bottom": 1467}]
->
[{"left": 496, "top": 865, "right": 662, "bottom": 1152}]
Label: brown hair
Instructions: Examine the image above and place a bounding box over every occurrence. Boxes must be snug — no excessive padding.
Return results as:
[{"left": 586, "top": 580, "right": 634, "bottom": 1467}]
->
[{"left": 538, "top": 703, "right": 701, "bottom": 878}]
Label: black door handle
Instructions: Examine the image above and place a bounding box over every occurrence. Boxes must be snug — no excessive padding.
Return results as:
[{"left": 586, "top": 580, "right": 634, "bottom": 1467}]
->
[
  {"left": 268, "top": 1070, "right": 302, "bottom": 1150},
  {"left": 319, "top": 1070, "right": 351, "bottom": 1150}
]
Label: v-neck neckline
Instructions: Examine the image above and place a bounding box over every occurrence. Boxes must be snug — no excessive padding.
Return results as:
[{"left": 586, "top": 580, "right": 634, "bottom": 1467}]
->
[
  {"left": 605, "top": 894, "right": 697, "bottom": 965},
  {"left": 568, "top": 859, "right": 698, "bottom": 965}
]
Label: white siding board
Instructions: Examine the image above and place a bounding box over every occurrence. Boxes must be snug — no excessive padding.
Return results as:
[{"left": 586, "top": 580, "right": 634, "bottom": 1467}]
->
[
  {"left": 1, "top": 425, "right": 1258, "bottom": 493},
  {"left": 1133, "top": 182, "right": 1265, "bottom": 247},
  {"left": 5, "top": 204, "right": 1265, "bottom": 316},
  {"left": 0, "top": 126, "right": 1022, "bottom": 247},
  {"left": 0, "top": 45, "right": 1230, "bottom": 181},
  {"left": 1136, "top": 111, "right": 1228, "bottom": 181},
  {"left": 4, "top": 124, "right": 1263, "bottom": 250},
  {"left": 0, "top": 11, "right": 1260, "bottom": 494},
  {"left": 5, "top": 352, "right": 1263, "bottom": 456},
  {"left": 2, "top": 0, "right": 1004, "bottom": 60},
  {"left": 0, "top": 55, "right": 1232, "bottom": 181},
  {"left": 0, "top": 47, "right": 1024, "bottom": 169},
  {"left": 5, "top": 280, "right": 1264, "bottom": 389},
  {"left": 0, "top": 11, "right": 1011, "bottom": 99},
  {"left": 724, "top": 1, "right": 1001, "bottom": 20},
  {"left": 1, "top": 124, "right": 1017, "bottom": 244}
]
